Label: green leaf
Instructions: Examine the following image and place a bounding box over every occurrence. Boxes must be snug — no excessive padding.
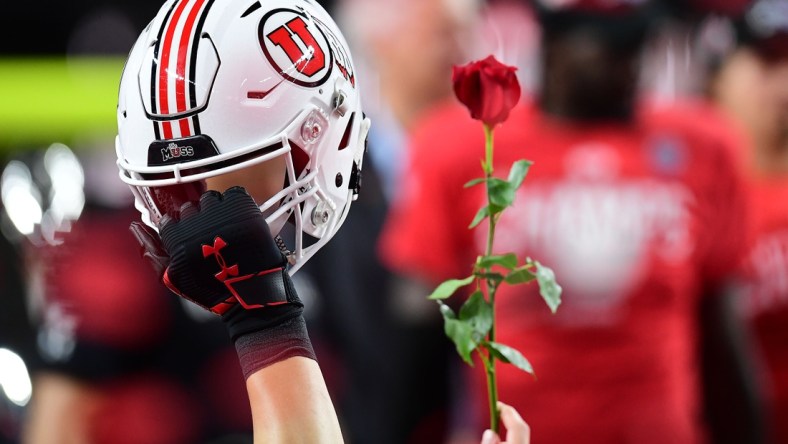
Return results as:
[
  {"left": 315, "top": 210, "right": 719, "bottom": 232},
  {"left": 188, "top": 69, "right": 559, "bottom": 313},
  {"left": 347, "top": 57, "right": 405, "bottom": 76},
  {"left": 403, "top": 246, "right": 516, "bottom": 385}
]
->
[
  {"left": 507, "top": 160, "right": 533, "bottom": 190},
  {"left": 459, "top": 291, "right": 493, "bottom": 337},
  {"left": 486, "top": 342, "right": 534, "bottom": 376},
  {"left": 444, "top": 318, "right": 478, "bottom": 365},
  {"left": 488, "top": 178, "right": 515, "bottom": 209},
  {"left": 464, "top": 177, "right": 486, "bottom": 188},
  {"left": 504, "top": 265, "right": 536, "bottom": 285},
  {"left": 475, "top": 271, "right": 505, "bottom": 284},
  {"left": 489, "top": 202, "right": 505, "bottom": 217},
  {"left": 438, "top": 301, "right": 456, "bottom": 319},
  {"left": 469, "top": 206, "right": 490, "bottom": 229},
  {"left": 437, "top": 302, "right": 477, "bottom": 366},
  {"left": 535, "top": 262, "right": 562, "bottom": 313},
  {"left": 478, "top": 253, "right": 518, "bottom": 270},
  {"left": 428, "top": 275, "right": 475, "bottom": 300}
]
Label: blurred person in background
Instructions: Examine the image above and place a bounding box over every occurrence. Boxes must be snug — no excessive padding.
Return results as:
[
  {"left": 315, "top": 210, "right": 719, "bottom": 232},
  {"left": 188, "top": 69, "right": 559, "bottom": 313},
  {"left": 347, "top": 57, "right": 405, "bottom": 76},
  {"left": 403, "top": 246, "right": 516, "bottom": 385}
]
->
[
  {"left": 710, "top": 0, "right": 788, "bottom": 442},
  {"left": 639, "top": 1, "right": 771, "bottom": 442},
  {"left": 0, "top": 1, "right": 336, "bottom": 443},
  {"left": 381, "top": 0, "right": 753, "bottom": 442},
  {"left": 0, "top": 0, "right": 258, "bottom": 441},
  {"left": 293, "top": 0, "right": 479, "bottom": 441},
  {"left": 14, "top": 147, "right": 254, "bottom": 444}
]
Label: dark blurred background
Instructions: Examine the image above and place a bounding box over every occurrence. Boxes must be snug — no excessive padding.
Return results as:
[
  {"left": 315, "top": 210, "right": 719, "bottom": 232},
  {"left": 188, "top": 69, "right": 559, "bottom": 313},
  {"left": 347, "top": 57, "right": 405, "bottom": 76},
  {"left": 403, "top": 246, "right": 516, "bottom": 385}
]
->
[
  {"left": 1, "top": 1, "right": 786, "bottom": 443},
  {"left": 0, "top": 0, "right": 336, "bottom": 54}
]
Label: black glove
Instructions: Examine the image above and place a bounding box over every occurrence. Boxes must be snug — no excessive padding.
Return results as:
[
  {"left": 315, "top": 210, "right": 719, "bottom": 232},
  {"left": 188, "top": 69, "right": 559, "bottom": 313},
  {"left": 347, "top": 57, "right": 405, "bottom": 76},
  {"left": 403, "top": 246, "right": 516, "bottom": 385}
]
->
[{"left": 131, "top": 186, "right": 303, "bottom": 341}]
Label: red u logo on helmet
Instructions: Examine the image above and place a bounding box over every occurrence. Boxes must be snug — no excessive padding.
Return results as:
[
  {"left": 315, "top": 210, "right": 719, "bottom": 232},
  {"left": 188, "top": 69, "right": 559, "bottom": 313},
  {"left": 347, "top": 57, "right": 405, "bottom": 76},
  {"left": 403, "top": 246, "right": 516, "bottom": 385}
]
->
[{"left": 267, "top": 17, "right": 326, "bottom": 77}]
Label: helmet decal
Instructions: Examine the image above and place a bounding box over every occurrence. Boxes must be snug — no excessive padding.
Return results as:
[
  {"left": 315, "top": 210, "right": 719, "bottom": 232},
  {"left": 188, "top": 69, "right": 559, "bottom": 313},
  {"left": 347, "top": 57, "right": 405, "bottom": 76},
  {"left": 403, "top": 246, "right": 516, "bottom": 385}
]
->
[
  {"left": 312, "top": 13, "right": 356, "bottom": 87},
  {"left": 150, "top": 0, "right": 217, "bottom": 140},
  {"left": 259, "top": 8, "right": 334, "bottom": 87},
  {"left": 147, "top": 135, "right": 220, "bottom": 167}
]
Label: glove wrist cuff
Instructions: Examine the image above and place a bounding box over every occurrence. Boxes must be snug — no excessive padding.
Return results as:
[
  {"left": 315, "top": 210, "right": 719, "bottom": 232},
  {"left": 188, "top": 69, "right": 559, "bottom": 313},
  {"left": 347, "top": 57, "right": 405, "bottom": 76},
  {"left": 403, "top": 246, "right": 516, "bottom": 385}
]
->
[{"left": 234, "top": 315, "right": 315, "bottom": 379}]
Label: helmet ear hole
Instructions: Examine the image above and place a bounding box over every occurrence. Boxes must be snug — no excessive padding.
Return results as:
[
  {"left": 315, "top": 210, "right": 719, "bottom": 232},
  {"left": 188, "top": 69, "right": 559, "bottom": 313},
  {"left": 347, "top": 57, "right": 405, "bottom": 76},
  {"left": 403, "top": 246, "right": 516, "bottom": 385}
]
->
[
  {"left": 289, "top": 140, "right": 311, "bottom": 178},
  {"left": 337, "top": 113, "right": 356, "bottom": 151}
]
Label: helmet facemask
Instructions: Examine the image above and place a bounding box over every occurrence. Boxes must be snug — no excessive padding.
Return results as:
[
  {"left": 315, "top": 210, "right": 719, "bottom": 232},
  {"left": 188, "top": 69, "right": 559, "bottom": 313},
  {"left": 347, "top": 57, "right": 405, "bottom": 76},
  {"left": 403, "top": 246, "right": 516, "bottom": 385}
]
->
[{"left": 118, "top": 105, "right": 368, "bottom": 275}]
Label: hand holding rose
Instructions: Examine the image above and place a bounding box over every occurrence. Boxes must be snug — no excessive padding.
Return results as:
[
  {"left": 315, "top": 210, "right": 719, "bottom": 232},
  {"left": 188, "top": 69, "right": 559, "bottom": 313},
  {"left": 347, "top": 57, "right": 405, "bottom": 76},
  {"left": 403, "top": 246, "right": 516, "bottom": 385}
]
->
[{"left": 481, "top": 402, "right": 530, "bottom": 444}]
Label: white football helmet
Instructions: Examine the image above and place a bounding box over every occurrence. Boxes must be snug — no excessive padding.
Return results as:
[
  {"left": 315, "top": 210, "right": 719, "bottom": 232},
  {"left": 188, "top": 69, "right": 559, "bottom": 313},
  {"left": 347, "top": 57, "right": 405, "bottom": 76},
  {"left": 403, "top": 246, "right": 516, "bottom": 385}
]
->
[{"left": 116, "top": 0, "right": 370, "bottom": 274}]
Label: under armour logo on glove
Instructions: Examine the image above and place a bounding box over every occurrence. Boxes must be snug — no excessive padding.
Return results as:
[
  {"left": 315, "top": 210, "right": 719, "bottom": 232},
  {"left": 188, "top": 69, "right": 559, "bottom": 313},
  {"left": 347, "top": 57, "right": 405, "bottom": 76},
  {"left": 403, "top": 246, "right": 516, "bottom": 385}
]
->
[
  {"left": 203, "top": 237, "right": 239, "bottom": 281},
  {"left": 130, "top": 187, "right": 302, "bottom": 318}
]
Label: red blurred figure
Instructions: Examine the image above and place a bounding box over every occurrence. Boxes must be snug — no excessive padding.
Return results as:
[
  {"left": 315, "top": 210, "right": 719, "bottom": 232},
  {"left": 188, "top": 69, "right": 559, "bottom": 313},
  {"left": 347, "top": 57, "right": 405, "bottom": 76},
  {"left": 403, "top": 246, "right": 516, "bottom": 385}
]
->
[
  {"left": 712, "top": 1, "right": 788, "bottom": 442},
  {"left": 20, "top": 151, "right": 252, "bottom": 444},
  {"left": 381, "top": 1, "right": 752, "bottom": 443}
]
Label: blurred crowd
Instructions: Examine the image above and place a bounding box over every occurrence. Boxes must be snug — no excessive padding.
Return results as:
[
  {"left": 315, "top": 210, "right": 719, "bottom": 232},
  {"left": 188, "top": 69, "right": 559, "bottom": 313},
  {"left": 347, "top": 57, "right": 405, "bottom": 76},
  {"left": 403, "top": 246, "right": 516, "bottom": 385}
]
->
[{"left": 1, "top": 0, "right": 787, "bottom": 443}]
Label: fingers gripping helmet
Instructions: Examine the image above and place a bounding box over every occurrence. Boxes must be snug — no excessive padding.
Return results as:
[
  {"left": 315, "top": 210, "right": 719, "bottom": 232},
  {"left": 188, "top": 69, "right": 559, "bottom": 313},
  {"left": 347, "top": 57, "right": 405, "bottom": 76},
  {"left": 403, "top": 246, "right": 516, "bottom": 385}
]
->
[{"left": 116, "top": 0, "right": 370, "bottom": 274}]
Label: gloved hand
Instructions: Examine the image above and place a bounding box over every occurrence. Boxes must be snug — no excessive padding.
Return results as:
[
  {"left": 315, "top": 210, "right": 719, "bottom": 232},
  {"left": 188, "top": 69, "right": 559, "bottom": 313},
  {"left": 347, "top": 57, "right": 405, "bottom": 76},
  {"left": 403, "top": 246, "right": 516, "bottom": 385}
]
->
[{"left": 131, "top": 187, "right": 313, "bottom": 377}]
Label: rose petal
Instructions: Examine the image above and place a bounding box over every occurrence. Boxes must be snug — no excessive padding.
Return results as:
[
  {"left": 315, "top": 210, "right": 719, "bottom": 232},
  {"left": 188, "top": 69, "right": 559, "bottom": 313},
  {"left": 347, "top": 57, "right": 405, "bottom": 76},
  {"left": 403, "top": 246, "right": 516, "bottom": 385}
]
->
[{"left": 452, "top": 55, "right": 521, "bottom": 126}]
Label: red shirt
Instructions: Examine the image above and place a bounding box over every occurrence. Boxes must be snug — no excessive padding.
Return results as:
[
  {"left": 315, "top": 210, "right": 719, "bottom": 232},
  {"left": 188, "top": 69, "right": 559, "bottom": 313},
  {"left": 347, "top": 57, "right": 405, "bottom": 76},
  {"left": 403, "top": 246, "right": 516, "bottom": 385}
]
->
[
  {"left": 739, "top": 174, "right": 788, "bottom": 444},
  {"left": 381, "top": 100, "right": 749, "bottom": 444},
  {"left": 33, "top": 208, "right": 253, "bottom": 443}
]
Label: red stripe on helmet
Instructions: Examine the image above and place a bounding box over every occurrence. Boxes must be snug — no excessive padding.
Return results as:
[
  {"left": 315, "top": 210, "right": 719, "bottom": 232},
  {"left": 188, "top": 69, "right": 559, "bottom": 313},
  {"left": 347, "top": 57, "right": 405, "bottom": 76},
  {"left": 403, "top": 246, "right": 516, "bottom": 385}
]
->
[
  {"left": 162, "top": 121, "right": 174, "bottom": 139},
  {"left": 178, "top": 118, "right": 192, "bottom": 137},
  {"left": 158, "top": 0, "right": 190, "bottom": 118},
  {"left": 175, "top": 0, "right": 207, "bottom": 116}
]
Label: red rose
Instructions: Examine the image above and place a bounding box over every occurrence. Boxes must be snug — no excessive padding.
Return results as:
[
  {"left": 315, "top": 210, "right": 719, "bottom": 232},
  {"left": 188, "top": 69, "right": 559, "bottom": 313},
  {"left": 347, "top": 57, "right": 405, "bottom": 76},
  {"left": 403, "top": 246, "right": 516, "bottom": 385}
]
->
[{"left": 452, "top": 55, "right": 521, "bottom": 127}]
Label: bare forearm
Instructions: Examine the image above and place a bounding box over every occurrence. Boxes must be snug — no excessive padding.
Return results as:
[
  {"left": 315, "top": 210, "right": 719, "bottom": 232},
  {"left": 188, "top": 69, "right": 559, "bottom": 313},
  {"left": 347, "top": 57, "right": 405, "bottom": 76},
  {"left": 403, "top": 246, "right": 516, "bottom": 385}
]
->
[
  {"left": 22, "top": 374, "right": 100, "bottom": 444},
  {"left": 246, "top": 357, "right": 343, "bottom": 444}
]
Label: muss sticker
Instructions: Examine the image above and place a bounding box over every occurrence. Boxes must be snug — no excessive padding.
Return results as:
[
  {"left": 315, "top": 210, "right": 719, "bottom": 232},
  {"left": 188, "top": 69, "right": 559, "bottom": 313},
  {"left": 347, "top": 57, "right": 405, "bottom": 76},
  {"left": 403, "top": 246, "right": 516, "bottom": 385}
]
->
[{"left": 258, "top": 8, "right": 354, "bottom": 88}]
